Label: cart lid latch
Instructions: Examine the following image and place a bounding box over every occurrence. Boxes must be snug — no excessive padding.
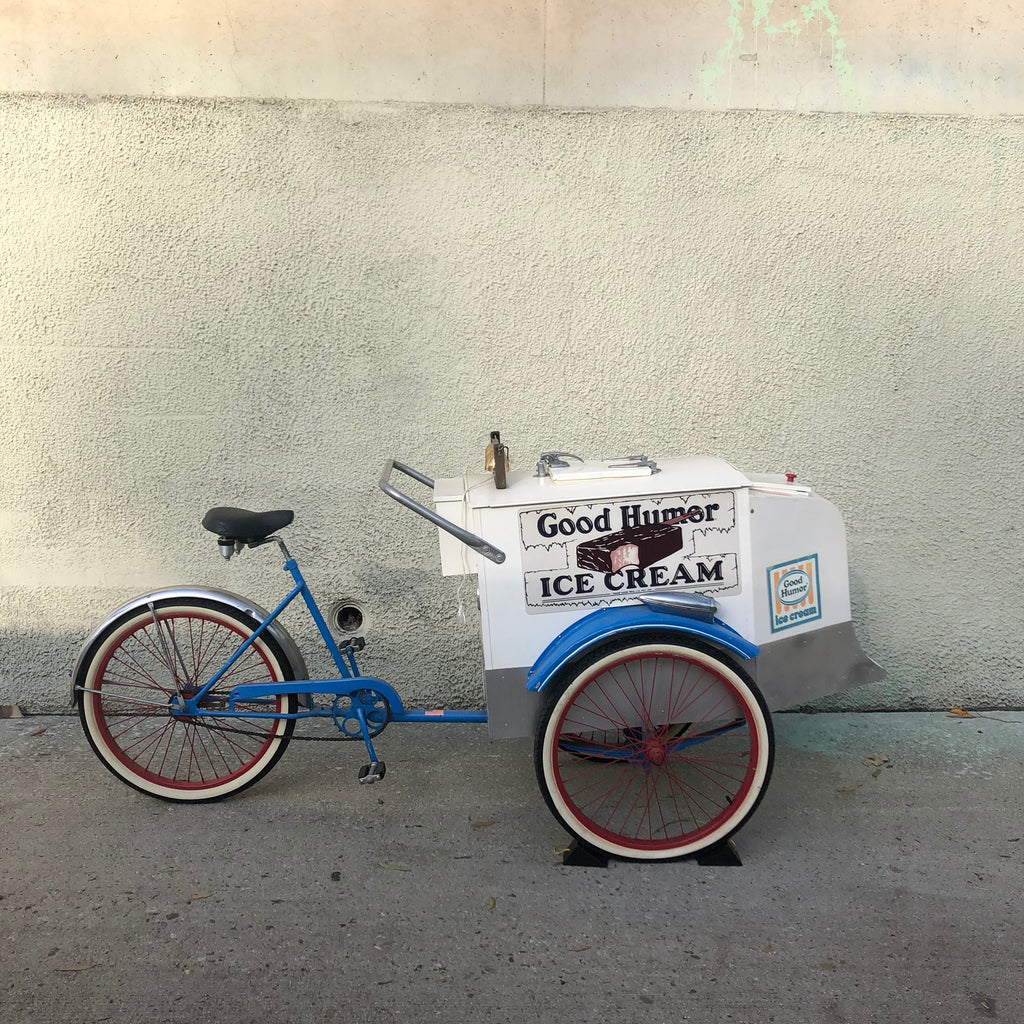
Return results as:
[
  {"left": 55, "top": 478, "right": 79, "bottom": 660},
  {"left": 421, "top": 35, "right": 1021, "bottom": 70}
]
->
[
  {"left": 535, "top": 451, "right": 584, "bottom": 477},
  {"left": 608, "top": 454, "right": 660, "bottom": 474},
  {"left": 535, "top": 452, "right": 661, "bottom": 482}
]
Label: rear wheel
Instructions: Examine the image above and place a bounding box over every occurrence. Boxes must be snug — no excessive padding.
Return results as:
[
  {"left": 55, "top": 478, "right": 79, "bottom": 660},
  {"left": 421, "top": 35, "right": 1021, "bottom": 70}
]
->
[
  {"left": 534, "top": 634, "right": 773, "bottom": 860},
  {"left": 76, "top": 597, "right": 297, "bottom": 801}
]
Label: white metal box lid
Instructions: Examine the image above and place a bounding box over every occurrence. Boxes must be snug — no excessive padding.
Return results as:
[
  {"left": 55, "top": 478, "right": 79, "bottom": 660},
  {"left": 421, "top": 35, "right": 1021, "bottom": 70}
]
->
[{"left": 434, "top": 455, "right": 754, "bottom": 511}]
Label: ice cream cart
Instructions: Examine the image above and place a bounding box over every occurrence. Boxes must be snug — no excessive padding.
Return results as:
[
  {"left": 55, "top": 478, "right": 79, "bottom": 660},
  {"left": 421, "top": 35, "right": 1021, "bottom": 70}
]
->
[
  {"left": 73, "top": 433, "right": 883, "bottom": 865},
  {"left": 383, "top": 437, "right": 884, "bottom": 860}
]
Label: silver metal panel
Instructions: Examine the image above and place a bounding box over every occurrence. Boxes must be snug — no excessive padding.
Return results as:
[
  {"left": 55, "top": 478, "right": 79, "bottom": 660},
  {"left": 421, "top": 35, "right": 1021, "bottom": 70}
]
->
[
  {"left": 749, "top": 620, "right": 885, "bottom": 711},
  {"left": 484, "top": 667, "right": 542, "bottom": 739}
]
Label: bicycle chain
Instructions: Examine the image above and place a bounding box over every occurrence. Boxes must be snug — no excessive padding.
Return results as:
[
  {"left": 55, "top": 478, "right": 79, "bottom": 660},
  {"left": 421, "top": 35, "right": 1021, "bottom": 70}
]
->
[{"left": 189, "top": 719, "right": 359, "bottom": 742}]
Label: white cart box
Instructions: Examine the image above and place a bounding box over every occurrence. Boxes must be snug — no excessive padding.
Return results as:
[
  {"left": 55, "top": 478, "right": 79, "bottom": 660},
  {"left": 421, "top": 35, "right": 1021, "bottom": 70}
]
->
[{"left": 433, "top": 454, "right": 882, "bottom": 738}]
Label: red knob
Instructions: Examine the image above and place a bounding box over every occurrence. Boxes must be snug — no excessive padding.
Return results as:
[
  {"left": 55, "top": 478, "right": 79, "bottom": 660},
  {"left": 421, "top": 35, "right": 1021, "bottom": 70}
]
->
[{"left": 785, "top": 472, "right": 797, "bottom": 483}]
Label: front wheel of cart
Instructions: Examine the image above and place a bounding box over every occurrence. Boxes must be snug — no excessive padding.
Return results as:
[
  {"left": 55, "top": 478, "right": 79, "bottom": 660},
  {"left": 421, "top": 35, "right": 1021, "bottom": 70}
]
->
[{"left": 533, "top": 634, "right": 774, "bottom": 861}]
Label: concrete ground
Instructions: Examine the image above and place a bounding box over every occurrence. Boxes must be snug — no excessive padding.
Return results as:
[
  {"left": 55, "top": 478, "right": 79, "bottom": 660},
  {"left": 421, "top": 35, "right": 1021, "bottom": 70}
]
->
[{"left": 1, "top": 711, "right": 1022, "bottom": 1024}]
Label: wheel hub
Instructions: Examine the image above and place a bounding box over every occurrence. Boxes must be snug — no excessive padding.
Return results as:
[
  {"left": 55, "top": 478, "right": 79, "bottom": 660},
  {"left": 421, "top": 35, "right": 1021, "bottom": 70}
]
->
[{"left": 642, "top": 736, "right": 668, "bottom": 766}]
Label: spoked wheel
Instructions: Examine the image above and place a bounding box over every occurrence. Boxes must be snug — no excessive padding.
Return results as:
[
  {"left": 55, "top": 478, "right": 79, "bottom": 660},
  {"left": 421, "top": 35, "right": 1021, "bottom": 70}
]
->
[
  {"left": 534, "top": 634, "right": 773, "bottom": 861},
  {"left": 76, "top": 598, "right": 297, "bottom": 802}
]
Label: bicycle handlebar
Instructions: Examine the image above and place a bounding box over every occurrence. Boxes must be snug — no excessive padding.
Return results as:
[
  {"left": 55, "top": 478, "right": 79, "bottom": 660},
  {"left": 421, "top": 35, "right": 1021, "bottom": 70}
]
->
[{"left": 379, "top": 460, "right": 507, "bottom": 565}]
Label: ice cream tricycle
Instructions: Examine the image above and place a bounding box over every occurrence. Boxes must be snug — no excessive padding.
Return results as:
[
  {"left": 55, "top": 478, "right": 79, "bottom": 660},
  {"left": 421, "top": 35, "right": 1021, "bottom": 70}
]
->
[{"left": 73, "top": 433, "right": 883, "bottom": 863}]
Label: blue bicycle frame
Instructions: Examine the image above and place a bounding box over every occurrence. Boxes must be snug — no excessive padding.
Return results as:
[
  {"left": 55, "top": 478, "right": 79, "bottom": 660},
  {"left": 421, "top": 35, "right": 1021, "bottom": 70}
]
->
[{"left": 168, "top": 541, "right": 486, "bottom": 766}]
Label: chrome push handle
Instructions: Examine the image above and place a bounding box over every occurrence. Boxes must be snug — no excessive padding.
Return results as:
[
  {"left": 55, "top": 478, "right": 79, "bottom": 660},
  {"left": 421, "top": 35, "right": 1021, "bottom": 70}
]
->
[{"left": 379, "top": 460, "right": 507, "bottom": 565}]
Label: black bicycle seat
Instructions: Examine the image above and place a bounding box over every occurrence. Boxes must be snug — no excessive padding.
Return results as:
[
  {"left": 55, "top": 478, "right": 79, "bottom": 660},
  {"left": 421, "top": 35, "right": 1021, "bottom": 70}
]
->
[{"left": 201, "top": 507, "right": 294, "bottom": 542}]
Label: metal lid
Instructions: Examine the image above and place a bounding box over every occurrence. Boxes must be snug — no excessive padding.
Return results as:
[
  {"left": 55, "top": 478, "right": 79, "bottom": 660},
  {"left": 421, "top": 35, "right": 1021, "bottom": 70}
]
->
[{"left": 434, "top": 455, "right": 754, "bottom": 511}]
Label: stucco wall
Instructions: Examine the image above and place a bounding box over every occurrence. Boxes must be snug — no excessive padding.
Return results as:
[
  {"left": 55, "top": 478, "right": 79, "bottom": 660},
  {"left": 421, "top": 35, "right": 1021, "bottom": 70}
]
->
[{"left": 1, "top": 95, "right": 1022, "bottom": 712}]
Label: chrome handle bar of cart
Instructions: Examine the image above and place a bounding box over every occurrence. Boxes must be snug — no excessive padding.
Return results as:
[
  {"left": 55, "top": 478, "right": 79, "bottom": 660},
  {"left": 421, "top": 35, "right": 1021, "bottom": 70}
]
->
[{"left": 379, "top": 459, "right": 507, "bottom": 565}]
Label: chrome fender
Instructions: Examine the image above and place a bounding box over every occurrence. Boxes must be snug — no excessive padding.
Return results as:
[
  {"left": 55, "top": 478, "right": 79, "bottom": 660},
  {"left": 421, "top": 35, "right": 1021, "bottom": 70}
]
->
[{"left": 70, "top": 586, "right": 311, "bottom": 705}]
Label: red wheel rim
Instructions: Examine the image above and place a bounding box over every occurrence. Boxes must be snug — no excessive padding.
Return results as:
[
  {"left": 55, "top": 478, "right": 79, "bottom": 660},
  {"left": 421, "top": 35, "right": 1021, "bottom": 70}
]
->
[{"left": 87, "top": 611, "right": 286, "bottom": 791}]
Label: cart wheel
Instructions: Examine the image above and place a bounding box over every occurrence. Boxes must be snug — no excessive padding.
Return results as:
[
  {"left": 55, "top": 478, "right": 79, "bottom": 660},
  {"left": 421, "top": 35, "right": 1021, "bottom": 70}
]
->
[{"left": 533, "top": 634, "right": 773, "bottom": 861}]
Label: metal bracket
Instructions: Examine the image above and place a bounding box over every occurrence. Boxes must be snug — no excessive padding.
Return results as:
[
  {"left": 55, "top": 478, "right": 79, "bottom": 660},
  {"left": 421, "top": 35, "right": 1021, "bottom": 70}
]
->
[
  {"left": 534, "top": 451, "right": 584, "bottom": 476},
  {"left": 607, "top": 454, "right": 660, "bottom": 474}
]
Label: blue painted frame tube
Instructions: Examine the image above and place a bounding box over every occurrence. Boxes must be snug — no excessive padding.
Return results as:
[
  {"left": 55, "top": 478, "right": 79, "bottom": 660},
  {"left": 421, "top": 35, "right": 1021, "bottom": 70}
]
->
[
  {"left": 194, "top": 582, "right": 306, "bottom": 699},
  {"left": 179, "top": 553, "right": 491, "bottom": 729},
  {"left": 181, "top": 706, "right": 490, "bottom": 725},
  {"left": 226, "top": 676, "right": 405, "bottom": 714},
  {"left": 286, "top": 558, "right": 355, "bottom": 677},
  {"left": 180, "top": 706, "right": 490, "bottom": 725},
  {"left": 391, "top": 710, "right": 489, "bottom": 724},
  {"left": 187, "top": 557, "right": 354, "bottom": 708}
]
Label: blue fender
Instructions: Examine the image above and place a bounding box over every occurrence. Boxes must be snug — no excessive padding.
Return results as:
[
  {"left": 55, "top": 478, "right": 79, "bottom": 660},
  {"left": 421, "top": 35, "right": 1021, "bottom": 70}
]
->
[{"left": 525, "top": 600, "right": 759, "bottom": 695}]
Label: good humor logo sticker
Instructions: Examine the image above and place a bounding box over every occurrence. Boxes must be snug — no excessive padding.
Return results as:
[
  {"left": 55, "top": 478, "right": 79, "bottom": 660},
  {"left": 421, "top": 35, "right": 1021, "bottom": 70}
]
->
[
  {"left": 519, "top": 492, "right": 740, "bottom": 615},
  {"left": 767, "top": 555, "right": 821, "bottom": 633}
]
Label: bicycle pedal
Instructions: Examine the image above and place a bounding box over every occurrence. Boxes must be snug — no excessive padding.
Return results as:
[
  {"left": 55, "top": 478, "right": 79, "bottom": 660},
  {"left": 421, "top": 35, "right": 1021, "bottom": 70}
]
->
[{"left": 358, "top": 761, "right": 386, "bottom": 784}]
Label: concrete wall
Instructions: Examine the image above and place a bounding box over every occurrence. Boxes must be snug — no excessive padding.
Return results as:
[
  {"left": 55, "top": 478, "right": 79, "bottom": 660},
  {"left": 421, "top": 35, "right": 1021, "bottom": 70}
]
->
[
  {"left": 1, "top": 1, "right": 1023, "bottom": 713},
  {"left": 1, "top": 0, "right": 1020, "bottom": 114},
  {"left": 2, "top": 96, "right": 1022, "bottom": 712}
]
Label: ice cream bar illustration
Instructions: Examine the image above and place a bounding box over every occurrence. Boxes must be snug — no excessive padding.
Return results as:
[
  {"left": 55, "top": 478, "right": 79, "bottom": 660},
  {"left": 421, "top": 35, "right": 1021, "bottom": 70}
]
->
[{"left": 576, "top": 521, "right": 684, "bottom": 573}]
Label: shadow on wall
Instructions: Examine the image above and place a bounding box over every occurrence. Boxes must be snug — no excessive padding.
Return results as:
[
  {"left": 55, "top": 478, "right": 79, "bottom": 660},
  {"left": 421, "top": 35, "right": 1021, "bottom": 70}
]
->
[{"left": 0, "top": 628, "right": 81, "bottom": 715}]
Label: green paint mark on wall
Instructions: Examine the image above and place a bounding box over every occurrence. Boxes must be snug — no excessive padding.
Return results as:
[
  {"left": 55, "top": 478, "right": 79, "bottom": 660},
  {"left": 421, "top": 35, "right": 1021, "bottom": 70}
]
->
[
  {"left": 701, "top": 0, "right": 858, "bottom": 109},
  {"left": 700, "top": 0, "right": 745, "bottom": 96}
]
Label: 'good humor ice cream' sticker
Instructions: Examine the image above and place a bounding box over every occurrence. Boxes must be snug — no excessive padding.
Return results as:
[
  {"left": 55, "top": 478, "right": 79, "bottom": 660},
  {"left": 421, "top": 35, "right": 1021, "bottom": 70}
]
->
[
  {"left": 767, "top": 555, "right": 822, "bottom": 633},
  {"left": 519, "top": 492, "right": 740, "bottom": 614}
]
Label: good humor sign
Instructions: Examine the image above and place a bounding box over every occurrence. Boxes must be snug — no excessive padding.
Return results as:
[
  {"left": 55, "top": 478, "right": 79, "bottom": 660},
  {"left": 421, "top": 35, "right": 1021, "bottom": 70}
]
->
[{"left": 519, "top": 492, "right": 740, "bottom": 614}]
